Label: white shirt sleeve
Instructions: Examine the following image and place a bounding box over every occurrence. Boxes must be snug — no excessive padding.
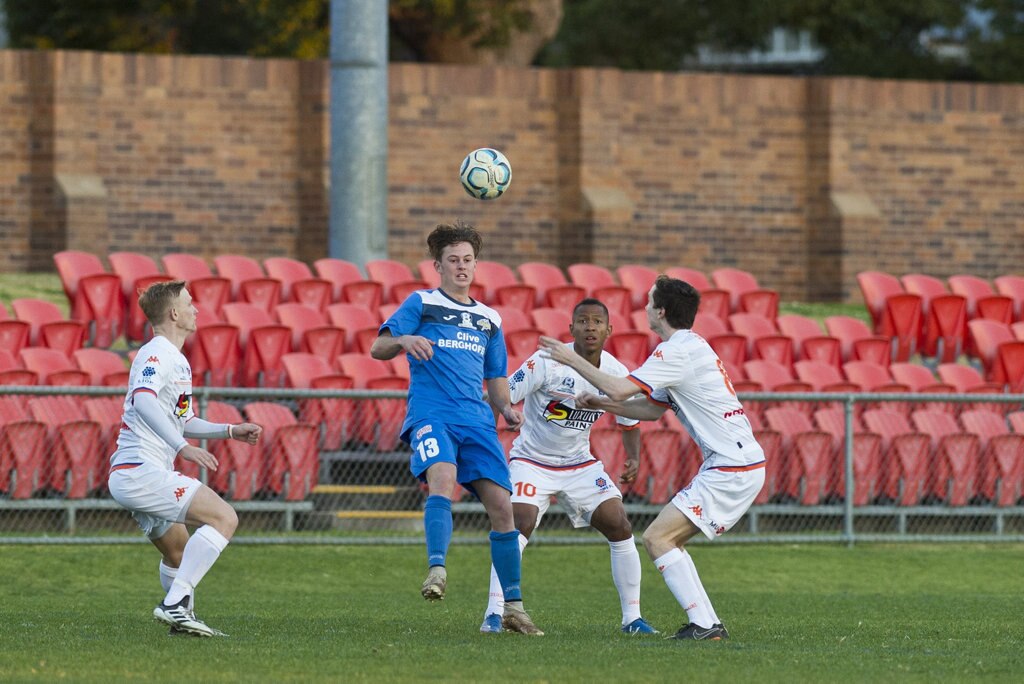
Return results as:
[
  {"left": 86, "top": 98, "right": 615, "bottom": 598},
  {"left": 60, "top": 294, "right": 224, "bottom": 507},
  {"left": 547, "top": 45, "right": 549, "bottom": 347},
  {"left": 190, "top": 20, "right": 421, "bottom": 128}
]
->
[
  {"left": 507, "top": 352, "right": 546, "bottom": 405},
  {"left": 133, "top": 390, "right": 189, "bottom": 454},
  {"left": 184, "top": 416, "right": 231, "bottom": 440}
]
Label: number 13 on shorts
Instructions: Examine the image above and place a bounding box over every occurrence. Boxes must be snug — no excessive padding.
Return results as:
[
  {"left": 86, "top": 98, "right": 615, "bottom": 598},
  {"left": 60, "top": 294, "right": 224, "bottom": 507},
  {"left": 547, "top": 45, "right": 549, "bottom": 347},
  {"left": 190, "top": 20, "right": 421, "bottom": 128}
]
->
[{"left": 417, "top": 437, "right": 440, "bottom": 462}]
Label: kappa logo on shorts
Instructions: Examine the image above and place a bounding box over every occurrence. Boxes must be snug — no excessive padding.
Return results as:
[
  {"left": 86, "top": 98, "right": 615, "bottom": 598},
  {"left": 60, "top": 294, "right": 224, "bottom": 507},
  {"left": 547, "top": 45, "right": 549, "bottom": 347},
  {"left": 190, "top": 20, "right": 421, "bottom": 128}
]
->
[
  {"left": 690, "top": 504, "right": 703, "bottom": 518},
  {"left": 416, "top": 424, "right": 433, "bottom": 440},
  {"left": 174, "top": 487, "right": 186, "bottom": 501}
]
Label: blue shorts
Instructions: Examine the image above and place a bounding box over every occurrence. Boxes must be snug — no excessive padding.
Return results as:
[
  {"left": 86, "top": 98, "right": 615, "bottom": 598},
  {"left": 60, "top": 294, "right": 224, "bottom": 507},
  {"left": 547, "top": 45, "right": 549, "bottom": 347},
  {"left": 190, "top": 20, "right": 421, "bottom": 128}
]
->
[{"left": 406, "top": 419, "right": 512, "bottom": 494}]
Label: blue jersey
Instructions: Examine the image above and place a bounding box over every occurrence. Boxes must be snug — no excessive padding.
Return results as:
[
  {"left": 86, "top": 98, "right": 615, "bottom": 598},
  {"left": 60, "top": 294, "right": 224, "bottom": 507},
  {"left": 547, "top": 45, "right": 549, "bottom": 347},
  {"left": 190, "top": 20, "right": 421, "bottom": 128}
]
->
[{"left": 380, "top": 289, "right": 507, "bottom": 439}]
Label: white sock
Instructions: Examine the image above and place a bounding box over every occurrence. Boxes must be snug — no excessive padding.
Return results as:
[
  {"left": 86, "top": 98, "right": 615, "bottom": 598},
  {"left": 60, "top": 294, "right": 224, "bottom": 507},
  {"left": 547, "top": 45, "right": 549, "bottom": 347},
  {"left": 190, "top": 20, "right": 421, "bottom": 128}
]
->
[
  {"left": 681, "top": 549, "right": 720, "bottom": 625},
  {"left": 159, "top": 560, "right": 177, "bottom": 592},
  {"left": 163, "top": 526, "right": 229, "bottom": 606},
  {"left": 653, "top": 548, "right": 715, "bottom": 628},
  {"left": 485, "top": 533, "right": 528, "bottom": 617},
  {"left": 609, "top": 538, "right": 642, "bottom": 625}
]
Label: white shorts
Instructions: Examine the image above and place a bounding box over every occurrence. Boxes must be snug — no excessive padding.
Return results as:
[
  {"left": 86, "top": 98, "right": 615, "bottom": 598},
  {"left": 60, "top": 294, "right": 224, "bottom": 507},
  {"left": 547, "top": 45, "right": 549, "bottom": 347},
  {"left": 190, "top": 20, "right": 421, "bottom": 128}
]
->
[
  {"left": 107, "top": 462, "right": 203, "bottom": 540},
  {"left": 672, "top": 461, "right": 765, "bottom": 540},
  {"left": 509, "top": 459, "right": 622, "bottom": 529}
]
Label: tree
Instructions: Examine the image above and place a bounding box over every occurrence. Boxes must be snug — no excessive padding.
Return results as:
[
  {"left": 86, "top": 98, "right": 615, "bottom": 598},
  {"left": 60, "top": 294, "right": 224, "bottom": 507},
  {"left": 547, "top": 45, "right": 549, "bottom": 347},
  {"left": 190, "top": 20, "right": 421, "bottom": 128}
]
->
[
  {"left": 966, "top": 0, "right": 1024, "bottom": 82},
  {"left": 389, "top": 0, "right": 563, "bottom": 65},
  {"left": 3, "top": 0, "right": 328, "bottom": 59}
]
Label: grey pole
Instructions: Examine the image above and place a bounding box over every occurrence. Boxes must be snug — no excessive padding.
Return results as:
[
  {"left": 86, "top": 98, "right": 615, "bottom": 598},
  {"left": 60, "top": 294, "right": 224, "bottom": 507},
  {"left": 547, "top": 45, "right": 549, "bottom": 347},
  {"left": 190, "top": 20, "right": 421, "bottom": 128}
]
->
[{"left": 329, "top": 0, "right": 388, "bottom": 266}]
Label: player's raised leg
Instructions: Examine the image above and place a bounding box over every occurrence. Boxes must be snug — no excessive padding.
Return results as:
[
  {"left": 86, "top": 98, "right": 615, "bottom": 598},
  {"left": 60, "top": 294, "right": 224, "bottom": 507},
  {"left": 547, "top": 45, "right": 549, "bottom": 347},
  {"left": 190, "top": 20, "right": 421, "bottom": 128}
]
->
[{"left": 590, "top": 498, "right": 657, "bottom": 634}]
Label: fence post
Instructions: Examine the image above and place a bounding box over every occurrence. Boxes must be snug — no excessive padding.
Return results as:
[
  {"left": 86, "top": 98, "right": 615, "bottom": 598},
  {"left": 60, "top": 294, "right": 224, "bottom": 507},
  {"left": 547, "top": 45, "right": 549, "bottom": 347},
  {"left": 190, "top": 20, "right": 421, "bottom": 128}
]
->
[{"left": 843, "top": 395, "right": 856, "bottom": 547}]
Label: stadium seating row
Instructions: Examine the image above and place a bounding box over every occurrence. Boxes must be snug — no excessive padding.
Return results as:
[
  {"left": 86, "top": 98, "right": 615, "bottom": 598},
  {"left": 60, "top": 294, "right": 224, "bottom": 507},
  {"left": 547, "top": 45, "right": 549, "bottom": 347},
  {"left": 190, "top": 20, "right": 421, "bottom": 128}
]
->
[
  {"left": 8, "top": 390, "right": 1020, "bottom": 507},
  {"left": 49, "top": 250, "right": 780, "bottom": 347},
  {"left": 857, "top": 271, "right": 1024, "bottom": 367}
]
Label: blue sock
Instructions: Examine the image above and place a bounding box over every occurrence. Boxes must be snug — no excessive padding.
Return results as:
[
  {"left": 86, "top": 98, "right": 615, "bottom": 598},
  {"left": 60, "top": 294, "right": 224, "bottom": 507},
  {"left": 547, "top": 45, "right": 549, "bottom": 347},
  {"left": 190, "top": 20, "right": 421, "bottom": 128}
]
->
[
  {"left": 423, "top": 495, "right": 452, "bottom": 567},
  {"left": 490, "top": 530, "right": 522, "bottom": 602}
]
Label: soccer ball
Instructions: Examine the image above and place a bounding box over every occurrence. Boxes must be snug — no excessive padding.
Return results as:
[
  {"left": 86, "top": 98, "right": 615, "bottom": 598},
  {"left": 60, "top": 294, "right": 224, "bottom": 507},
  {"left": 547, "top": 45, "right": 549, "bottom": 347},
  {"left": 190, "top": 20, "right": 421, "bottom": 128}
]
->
[{"left": 459, "top": 148, "right": 511, "bottom": 200}]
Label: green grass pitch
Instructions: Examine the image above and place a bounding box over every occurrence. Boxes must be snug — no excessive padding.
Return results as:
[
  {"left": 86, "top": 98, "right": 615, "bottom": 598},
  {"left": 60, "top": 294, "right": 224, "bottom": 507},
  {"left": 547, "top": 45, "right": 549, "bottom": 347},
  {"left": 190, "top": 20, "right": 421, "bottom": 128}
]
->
[{"left": 2, "top": 542, "right": 1022, "bottom": 682}]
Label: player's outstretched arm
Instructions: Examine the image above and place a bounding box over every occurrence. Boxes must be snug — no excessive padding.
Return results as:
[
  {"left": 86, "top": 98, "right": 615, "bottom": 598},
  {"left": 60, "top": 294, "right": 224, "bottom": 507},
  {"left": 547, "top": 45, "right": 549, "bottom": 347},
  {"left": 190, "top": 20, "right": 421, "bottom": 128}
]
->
[
  {"left": 577, "top": 392, "right": 665, "bottom": 421},
  {"left": 538, "top": 336, "right": 639, "bottom": 401}
]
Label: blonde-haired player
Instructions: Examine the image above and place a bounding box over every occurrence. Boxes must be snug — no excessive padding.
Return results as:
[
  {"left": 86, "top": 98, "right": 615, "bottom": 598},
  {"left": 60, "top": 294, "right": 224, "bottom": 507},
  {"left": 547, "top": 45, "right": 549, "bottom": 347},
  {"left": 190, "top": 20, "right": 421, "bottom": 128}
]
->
[
  {"left": 540, "top": 276, "right": 765, "bottom": 641},
  {"left": 107, "top": 280, "right": 263, "bottom": 637}
]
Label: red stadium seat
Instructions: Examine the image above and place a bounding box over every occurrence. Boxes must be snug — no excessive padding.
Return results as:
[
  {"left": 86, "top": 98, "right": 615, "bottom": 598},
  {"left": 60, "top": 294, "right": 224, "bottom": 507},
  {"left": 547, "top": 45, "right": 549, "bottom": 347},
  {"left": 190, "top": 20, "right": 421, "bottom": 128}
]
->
[
  {"left": 911, "top": 409, "right": 981, "bottom": 505},
  {"left": 19, "top": 348, "right": 90, "bottom": 386},
  {"left": 711, "top": 268, "right": 779, "bottom": 319},
  {"left": 243, "top": 402, "right": 319, "bottom": 501},
  {"left": 475, "top": 261, "right": 536, "bottom": 312},
  {"left": 794, "top": 360, "right": 861, "bottom": 393},
  {"left": 203, "top": 401, "right": 263, "bottom": 500},
  {"left": 729, "top": 313, "right": 793, "bottom": 369},
  {"left": 949, "top": 274, "right": 1014, "bottom": 324},
  {"left": 959, "top": 409, "right": 1024, "bottom": 506},
  {"left": 326, "top": 303, "right": 382, "bottom": 353},
  {"left": 365, "top": 259, "right": 426, "bottom": 305},
  {"left": 631, "top": 310, "right": 661, "bottom": 352},
  {"left": 28, "top": 396, "right": 103, "bottom": 498},
  {"left": 856, "top": 271, "right": 903, "bottom": 331},
  {"left": 108, "top": 251, "right": 162, "bottom": 301},
  {"left": 530, "top": 308, "right": 573, "bottom": 343},
  {"left": 606, "top": 331, "right": 651, "bottom": 370},
  {"left": 416, "top": 259, "right": 441, "bottom": 289},
  {"left": 861, "top": 409, "right": 931, "bottom": 505},
  {"left": 752, "top": 427, "right": 784, "bottom": 504},
  {"left": 0, "top": 318, "right": 31, "bottom": 359},
  {"left": 994, "top": 275, "right": 1024, "bottom": 322},
  {"left": 777, "top": 314, "right": 841, "bottom": 369},
  {"left": 313, "top": 258, "right": 366, "bottom": 303},
  {"left": 545, "top": 284, "right": 588, "bottom": 312},
  {"left": 640, "top": 429, "right": 690, "bottom": 504},
  {"left": 812, "top": 406, "right": 882, "bottom": 505},
  {"left": 274, "top": 303, "right": 345, "bottom": 364},
  {"left": 695, "top": 288, "right": 731, "bottom": 322},
  {"left": 265, "top": 257, "right": 332, "bottom": 312},
  {"left": 889, "top": 362, "right": 956, "bottom": 414},
  {"left": 73, "top": 348, "right": 129, "bottom": 386},
  {"left": 281, "top": 352, "right": 355, "bottom": 451},
  {"left": 52, "top": 250, "right": 124, "bottom": 348},
  {"left": 189, "top": 322, "right": 242, "bottom": 387},
  {"left": 12, "top": 298, "right": 86, "bottom": 356},
  {"left": 161, "top": 254, "right": 231, "bottom": 318},
  {"left": 589, "top": 427, "right": 627, "bottom": 484},
  {"left": 616, "top": 264, "right": 658, "bottom": 310},
  {"left": 214, "top": 255, "right": 282, "bottom": 312},
  {"left": 336, "top": 352, "right": 407, "bottom": 451},
  {"left": 0, "top": 398, "right": 48, "bottom": 499},
  {"left": 222, "top": 303, "right": 291, "bottom": 387},
  {"left": 968, "top": 319, "right": 1024, "bottom": 390},
  {"left": 764, "top": 407, "right": 833, "bottom": 504},
  {"left": 824, "top": 315, "right": 891, "bottom": 366},
  {"left": 567, "top": 263, "right": 617, "bottom": 296}
]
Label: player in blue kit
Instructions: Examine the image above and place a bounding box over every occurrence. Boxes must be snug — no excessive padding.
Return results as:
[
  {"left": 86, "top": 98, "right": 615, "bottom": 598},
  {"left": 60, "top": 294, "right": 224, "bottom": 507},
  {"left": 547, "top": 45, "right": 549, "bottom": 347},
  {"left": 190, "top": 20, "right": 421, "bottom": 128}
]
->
[{"left": 371, "top": 221, "right": 543, "bottom": 636}]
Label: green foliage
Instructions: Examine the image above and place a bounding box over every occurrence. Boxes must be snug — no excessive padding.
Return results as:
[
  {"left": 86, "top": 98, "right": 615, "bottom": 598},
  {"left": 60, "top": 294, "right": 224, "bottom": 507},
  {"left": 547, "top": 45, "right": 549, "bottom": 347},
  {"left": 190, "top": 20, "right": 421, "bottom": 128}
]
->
[
  {"left": 390, "top": 0, "right": 536, "bottom": 51},
  {"left": 966, "top": 0, "right": 1024, "bottom": 82},
  {"left": 1, "top": 543, "right": 1022, "bottom": 681},
  {"left": 3, "top": 0, "right": 329, "bottom": 58}
]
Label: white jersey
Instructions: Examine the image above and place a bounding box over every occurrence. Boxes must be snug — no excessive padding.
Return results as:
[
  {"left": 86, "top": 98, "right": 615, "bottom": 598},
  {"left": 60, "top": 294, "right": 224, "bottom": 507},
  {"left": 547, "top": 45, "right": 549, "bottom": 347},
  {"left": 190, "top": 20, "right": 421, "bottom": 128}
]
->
[
  {"left": 508, "top": 345, "right": 638, "bottom": 468},
  {"left": 630, "top": 329, "right": 761, "bottom": 469},
  {"left": 111, "top": 335, "right": 194, "bottom": 470}
]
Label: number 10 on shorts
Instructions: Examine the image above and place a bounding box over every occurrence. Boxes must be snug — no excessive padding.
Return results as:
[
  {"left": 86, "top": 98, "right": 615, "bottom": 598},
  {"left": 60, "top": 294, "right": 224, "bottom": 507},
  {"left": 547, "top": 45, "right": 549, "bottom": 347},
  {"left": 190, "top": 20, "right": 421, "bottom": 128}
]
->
[{"left": 514, "top": 482, "right": 536, "bottom": 497}]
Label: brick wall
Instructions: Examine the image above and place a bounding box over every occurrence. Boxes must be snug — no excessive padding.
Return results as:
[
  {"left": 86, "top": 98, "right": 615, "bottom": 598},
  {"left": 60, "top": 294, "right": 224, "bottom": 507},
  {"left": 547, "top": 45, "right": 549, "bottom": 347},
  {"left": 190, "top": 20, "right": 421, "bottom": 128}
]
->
[{"left": 1, "top": 49, "right": 1022, "bottom": 302}]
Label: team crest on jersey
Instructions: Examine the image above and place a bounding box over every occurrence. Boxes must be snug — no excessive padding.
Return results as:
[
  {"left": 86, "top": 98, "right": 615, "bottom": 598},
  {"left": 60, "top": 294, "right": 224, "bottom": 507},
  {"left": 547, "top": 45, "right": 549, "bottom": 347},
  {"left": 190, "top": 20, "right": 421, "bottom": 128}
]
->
[
  {"left": 174, "top": 392, "right": 191, "bottom": 418},
  {"left": 476, "top": 317, "right": 491, "bottom": 332},
  {"left": 543, "top": 399, "right": 602, "bottom": 431},
  {"left": 558, "top": 377, "right": 575, "bottom": 394},
  {"left": 459, "top": 312, "right": 475, "bottom": 329}
]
